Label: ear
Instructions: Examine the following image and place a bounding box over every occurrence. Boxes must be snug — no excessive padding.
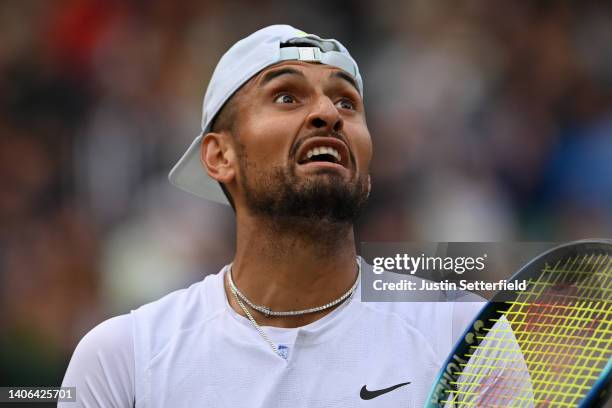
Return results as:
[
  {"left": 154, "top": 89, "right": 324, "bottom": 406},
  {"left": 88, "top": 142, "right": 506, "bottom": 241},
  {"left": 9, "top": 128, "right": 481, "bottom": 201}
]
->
[{"left": 200, "top": 132, "right": 236, "bottom": 184}]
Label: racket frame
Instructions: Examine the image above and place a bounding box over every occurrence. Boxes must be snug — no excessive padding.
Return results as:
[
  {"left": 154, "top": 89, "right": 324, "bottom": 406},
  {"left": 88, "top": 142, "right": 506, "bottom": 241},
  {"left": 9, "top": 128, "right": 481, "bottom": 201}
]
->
[{"left": 424, "top": 239, "right": 612, "bottom": 408}]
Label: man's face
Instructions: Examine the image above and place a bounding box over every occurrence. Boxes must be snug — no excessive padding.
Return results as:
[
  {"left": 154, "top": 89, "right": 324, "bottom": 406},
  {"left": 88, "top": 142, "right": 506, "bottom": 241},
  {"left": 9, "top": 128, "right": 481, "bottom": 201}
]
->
[{"left": 230, "top": 60, "right": 372, "bottom": 224}]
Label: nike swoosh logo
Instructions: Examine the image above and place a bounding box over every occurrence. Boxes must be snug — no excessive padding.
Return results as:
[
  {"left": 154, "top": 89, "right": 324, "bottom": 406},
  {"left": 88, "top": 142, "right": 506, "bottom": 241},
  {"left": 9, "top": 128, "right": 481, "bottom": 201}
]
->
[{"left": 360, "top": 382, "right": 411, "bottom": 400}]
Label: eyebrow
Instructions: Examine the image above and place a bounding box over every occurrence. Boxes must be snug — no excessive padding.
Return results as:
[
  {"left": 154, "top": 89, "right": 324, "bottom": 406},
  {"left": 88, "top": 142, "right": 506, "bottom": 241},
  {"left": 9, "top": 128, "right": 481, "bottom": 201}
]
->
[
  {"left": 259, "top": 67, "right": 305, "bottom": 87},
  {"left": 330, "top": 71, "right": 360, "bottom": 94},
  {"left": 259, "top": 66, "right": 360, "bottom": 94}
]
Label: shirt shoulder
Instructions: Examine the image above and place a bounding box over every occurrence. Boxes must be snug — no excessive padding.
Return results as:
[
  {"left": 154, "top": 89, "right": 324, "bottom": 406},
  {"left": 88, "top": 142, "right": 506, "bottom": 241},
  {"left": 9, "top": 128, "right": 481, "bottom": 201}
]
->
[
  {"left": 60, "top": 271, "right": 225, "bottom": 408},
  {"left": 131, "top": 272, "right": 224, "bottom": 358},
  {"left": 60, "top": 314, "right": 134, "bottom": 408}
]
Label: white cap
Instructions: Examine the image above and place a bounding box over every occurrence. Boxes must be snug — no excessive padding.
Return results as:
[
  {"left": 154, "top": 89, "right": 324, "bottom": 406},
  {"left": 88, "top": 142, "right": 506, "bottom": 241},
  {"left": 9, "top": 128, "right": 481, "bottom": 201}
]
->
[{"left": 168, "top": 24, "right": 363, "bottom": 205}]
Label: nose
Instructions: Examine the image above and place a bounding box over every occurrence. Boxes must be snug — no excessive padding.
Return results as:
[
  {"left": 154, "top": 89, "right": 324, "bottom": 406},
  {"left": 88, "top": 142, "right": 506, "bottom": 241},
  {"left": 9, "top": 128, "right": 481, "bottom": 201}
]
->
[{"left": 306, "top": 96, "right": 343, "bottom": 133}]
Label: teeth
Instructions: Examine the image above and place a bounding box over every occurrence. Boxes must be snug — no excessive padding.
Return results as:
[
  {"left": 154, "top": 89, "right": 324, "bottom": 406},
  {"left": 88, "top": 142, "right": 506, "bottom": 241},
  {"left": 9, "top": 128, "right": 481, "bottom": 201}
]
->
[{"left": 304, "top": 146, "right": 341, "bottom": 162}]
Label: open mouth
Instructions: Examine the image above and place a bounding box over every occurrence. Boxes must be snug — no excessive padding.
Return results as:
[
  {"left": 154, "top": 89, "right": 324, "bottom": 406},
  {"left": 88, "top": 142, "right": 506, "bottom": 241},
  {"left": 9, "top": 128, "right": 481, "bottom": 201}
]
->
[
  {"left": 298, "top": 146, "right": 341, "bottom": 165},
  {"left": 295, "top": 137, "right": 350, "bottom": 169}
]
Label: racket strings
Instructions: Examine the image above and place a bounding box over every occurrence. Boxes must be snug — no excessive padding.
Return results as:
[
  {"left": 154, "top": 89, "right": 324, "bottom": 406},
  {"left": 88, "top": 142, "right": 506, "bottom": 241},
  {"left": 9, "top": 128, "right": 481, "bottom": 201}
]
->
[
  {"left": 506, "top": 253, "right": 609, "bottom": 407},
  {"left": 522, "top": 253, "right": 609, "bottom": 407},
  {"left": 521, "top": 254, "right": 611, "bottom": 407},
  {"left": 444, "top": 252, "right": 611, "bottom": 407}
]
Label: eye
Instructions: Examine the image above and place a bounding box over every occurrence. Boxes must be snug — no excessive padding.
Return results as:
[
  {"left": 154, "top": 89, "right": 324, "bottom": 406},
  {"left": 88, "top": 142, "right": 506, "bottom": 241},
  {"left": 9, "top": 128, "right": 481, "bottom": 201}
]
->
[
  {"left": 335, "top": 98, "right": 356, "bottom": 110},
  {"left": 274, "top": 93, "right": 296, "bottom": 104}
]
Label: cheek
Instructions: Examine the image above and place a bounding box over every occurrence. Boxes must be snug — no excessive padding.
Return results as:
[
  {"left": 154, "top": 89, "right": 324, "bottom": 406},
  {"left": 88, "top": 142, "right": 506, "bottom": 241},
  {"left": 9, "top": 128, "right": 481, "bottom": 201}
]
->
[
  {"left": 348, "top": 125, "right": 373, "bottom": 170},
  {"left": 239, "top": 109, "right": 302, "bottom": 162}
]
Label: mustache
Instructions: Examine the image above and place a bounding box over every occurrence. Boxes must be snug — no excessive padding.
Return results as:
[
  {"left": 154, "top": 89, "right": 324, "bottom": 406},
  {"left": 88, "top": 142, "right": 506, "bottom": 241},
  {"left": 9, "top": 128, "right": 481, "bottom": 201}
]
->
[{"left": 289, "top": 130, "right": 354, "bottom": 164}]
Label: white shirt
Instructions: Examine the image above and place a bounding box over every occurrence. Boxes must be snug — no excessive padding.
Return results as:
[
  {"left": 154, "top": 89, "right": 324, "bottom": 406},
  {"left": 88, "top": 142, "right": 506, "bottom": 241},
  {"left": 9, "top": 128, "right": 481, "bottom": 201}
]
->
[{"left": 61, "top": 265, "right": 484, "bottom": 407}]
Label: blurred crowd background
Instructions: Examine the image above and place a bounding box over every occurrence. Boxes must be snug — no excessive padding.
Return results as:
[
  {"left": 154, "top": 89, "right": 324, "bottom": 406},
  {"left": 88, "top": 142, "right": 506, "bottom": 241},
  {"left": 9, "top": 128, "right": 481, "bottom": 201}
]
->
[{"left": 1, "top": 0, "right": 611, "bottom": 386}]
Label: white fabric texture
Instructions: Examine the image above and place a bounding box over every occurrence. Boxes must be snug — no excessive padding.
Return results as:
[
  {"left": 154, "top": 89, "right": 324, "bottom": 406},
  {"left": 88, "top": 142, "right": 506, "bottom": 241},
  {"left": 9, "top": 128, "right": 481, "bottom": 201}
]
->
[{"left": 61, "top": 267, "right": 484, "bottom": 408}]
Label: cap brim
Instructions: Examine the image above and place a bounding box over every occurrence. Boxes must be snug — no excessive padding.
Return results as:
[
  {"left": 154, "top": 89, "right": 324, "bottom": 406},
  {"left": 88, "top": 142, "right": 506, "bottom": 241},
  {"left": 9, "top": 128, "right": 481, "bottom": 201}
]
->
[{"left": 168, "top": 134, "right": 230, "bottom": 205}]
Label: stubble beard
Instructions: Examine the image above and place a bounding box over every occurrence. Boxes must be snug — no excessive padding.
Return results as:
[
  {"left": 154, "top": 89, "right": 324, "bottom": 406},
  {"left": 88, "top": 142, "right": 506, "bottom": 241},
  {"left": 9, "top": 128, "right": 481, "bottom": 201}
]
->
[{"left": 237, "top": 147, "right": 370, "bottom": 233}]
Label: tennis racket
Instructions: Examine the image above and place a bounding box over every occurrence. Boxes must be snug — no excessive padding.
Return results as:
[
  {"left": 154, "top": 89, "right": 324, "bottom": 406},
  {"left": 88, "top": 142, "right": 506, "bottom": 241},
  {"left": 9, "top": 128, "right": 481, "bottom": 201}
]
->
[{"left": 425, "top": 239, "right": 612, "bottom": 408}]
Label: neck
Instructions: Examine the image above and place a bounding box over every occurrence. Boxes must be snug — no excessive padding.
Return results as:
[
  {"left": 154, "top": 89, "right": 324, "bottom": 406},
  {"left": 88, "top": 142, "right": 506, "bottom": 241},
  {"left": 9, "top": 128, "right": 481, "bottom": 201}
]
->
[{"left": 226, "top": 211, "right": 359, "bottom": 328}]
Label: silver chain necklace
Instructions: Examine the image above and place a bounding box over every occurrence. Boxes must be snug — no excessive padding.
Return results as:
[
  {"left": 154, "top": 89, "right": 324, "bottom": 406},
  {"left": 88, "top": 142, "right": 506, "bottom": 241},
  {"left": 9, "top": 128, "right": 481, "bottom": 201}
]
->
[
  {"left": 227, "top": 259, "right": 361, "bottom": 317},
  {"left": 227, "top": 259, "right": 361, "bottom": 358}
]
